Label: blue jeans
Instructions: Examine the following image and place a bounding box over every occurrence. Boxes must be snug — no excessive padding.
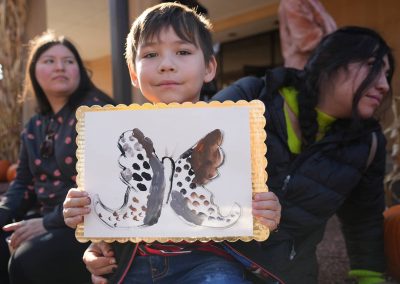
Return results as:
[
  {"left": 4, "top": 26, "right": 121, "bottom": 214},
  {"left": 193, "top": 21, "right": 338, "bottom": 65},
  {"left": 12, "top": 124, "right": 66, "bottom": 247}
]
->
[{"left": 123, "top": 251, "right": 251, "bottom": 284}]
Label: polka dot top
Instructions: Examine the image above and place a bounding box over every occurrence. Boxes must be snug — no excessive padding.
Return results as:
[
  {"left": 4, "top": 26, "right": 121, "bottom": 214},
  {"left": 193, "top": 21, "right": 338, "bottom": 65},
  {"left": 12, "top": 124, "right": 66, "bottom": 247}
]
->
[{"left": 0, "top": 90, "right": 114, "bottom": 229}]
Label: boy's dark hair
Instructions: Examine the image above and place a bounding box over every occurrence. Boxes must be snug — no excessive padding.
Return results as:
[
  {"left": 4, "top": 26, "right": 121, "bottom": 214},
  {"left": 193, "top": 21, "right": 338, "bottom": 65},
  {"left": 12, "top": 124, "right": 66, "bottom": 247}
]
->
[
  {"left": 125, "top": 2, "right": 214, "bottom": 69},
  {"left": 24, "top": 30, "right": 112, "bottom": 114},
  {"left": 297, "top": 26, "right": 395, "bottom": 147}
]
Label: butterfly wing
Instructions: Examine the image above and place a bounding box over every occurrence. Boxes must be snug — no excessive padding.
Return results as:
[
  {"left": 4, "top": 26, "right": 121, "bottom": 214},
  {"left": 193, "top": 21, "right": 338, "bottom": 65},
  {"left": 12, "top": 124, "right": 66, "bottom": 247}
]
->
[
  {"left": 94, "top": 128, "right": 165, "bottom": 228},
  {"left": 169, "top": 129, "right": 241, "bottom": 228}
]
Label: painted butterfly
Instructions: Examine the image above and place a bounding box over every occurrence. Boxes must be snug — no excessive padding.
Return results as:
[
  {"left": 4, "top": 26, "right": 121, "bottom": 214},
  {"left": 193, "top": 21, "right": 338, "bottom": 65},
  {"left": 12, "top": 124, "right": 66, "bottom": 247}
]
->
[{"left": 93, "top": 128, "right": 241, "bottom": 228}]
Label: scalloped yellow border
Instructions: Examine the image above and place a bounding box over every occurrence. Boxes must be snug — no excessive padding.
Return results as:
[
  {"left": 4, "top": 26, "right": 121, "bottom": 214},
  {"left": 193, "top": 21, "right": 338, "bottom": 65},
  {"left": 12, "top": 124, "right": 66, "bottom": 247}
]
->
[{"left": 75, "top": 100, "right": 268, "bottom": 243}]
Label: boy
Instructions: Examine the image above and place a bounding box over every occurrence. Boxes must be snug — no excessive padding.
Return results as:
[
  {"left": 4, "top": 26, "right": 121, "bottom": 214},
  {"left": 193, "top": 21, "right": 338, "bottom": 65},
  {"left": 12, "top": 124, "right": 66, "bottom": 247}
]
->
[{"left": 63, "top": 3, "right": 281, "bottom": 283}]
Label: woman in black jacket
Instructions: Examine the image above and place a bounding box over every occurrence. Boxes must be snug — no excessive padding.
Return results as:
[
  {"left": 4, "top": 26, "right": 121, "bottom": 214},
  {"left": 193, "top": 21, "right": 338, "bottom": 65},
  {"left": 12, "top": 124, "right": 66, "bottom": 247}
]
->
[
  {"left": 0, "top": 31, "right": 114, "bottom": 284},
  {"left": 212, "top": 26, "right": 394, "bottom": 283}
]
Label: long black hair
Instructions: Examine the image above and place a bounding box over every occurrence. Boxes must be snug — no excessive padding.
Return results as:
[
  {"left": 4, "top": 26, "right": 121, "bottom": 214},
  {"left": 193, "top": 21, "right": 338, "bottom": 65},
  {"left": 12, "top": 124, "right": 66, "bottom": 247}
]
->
[
  {"left": 298, "top": 26, "right": 395, "bottom": 148},
  {"left": 23, "top": 31, "right": 112, "bottom": 114}
]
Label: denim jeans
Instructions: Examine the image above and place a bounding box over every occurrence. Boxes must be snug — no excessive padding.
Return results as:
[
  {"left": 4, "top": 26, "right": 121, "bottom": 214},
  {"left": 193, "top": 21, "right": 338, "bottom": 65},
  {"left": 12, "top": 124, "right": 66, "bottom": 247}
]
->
[{"left": 123, "top": 251, "right": 251, "bottom": 284}]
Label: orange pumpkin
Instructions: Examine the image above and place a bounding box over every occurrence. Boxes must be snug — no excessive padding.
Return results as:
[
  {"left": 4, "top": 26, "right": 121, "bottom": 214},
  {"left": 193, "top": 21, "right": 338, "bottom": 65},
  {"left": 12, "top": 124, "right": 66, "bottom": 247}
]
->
[
  {"left": 383, "top": 205, "right": 400, "bottom": 282},
  {"left": 6, "top": 163, "right": 18, "bottom": 182},
  {"left": 0, "top": 160, "right": 11, "bottom": 182}
]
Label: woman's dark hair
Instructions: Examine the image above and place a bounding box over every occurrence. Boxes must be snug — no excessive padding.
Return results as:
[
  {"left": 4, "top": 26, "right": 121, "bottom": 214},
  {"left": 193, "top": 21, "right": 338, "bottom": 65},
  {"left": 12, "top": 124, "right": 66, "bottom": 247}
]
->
[
  {"left": 298, "top": 26, "right": 395, "bottom": 148},
  {"left": 23, "top": 30, "right": 105, "bottom": 114}
]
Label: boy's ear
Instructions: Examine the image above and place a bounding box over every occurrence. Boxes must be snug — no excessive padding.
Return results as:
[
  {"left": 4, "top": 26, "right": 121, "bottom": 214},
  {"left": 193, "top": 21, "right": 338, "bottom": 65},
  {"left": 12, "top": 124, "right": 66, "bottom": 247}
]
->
[
  {"left": 204, "top": 56, "right": 217, "bottom": 83},
  {"left": 128, "top": 63, "right": 139, "bottom": 88}
]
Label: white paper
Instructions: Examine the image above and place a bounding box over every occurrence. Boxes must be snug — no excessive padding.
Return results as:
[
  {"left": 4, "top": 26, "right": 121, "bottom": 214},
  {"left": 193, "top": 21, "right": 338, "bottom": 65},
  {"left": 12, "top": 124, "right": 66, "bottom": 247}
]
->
[{"left": 83, "top": 106, "right": 253, "bottom": 238}]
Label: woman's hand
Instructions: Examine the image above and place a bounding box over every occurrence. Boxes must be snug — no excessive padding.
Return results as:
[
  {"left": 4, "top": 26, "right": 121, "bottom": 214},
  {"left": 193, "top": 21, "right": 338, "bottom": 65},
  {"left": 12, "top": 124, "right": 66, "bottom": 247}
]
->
[
  {"left": 63, "top": 188, "right": 91, "bottom": 229},
  {"left": 83, "top": 242, "right": 117, "bottom": 284},
  {"left": 3, "top": 218, "right": 47, "bottom": 249},
  {"left": 253, "top": 191, "right": 281, "bottom": 231}
]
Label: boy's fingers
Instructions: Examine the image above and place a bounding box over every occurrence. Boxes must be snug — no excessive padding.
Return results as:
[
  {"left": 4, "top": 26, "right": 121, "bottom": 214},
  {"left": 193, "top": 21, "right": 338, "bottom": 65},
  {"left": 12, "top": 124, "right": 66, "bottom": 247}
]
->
[
  {"left": 254, "top": 191, "right": 278, "bottom": 201},
  {"left": 253, "top": 208, "right": 280, "bottom": 230},
  {"left": 64, "top": 215, "right": 84, "bottom": 229},
  {"left": 92, "top": 274, "right": 109, "bottom": 284},
  {"left": 66, "top": 188, "right": 88, "bottom": 198},
  {"left": 63, "top": 206, "right": 90, "bottom": 228},
  {"left": 252, "top": 199, "right": 281, "bottom": 211},
  {"left": 84, "top": 253, "right": 117, "bottom": 275},
  {"left": 253, "top": 208, "right": 280, "bottom": 219},
  {"left": 64, "top": 196, "right": 91, "bottom": 209},
  {"left": 64, "top": 207, "right": 91, "bottom": 218},
  {"left": 88, "top": 263, "right": 117, "bottom": 277},
  {"left": 255, "top": 216, "right": 278, "bottom": 231},
  {"left": 98, "top": 242, "right": 114, "bottom": 256}
]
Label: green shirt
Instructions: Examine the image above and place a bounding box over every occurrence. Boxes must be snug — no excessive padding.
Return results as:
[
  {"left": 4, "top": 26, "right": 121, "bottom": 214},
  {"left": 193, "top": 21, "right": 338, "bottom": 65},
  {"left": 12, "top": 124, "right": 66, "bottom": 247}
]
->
[{"left": 280, "top": 87, "right": 336, "bottom": 154}]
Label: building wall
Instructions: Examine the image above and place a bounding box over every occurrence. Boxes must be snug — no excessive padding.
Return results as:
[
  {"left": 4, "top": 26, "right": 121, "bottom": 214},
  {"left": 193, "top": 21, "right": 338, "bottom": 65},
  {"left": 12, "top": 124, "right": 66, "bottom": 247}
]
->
[{"left": 85, "top": 56, "right": 113, "bottom": 97}]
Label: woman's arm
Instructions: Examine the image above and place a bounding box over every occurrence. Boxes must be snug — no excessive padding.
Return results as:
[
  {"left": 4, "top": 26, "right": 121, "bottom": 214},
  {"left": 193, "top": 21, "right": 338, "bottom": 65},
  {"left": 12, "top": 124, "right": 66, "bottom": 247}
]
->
[
  {"left": 0, "top": 131, "right": 35, "bottom": 227},
  {"left": 336, "top": 131, "right": 386, "bottom": 273}
]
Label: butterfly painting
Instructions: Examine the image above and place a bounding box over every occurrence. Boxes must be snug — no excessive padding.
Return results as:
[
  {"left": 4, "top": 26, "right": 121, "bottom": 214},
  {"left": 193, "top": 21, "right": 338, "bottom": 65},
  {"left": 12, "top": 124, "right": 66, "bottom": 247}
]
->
[
  {"left": 93, "top": 128, "right": 241, "bottom": 229},
  {"left": 77, "top": 101, "right": 267, "bottom": 243}
]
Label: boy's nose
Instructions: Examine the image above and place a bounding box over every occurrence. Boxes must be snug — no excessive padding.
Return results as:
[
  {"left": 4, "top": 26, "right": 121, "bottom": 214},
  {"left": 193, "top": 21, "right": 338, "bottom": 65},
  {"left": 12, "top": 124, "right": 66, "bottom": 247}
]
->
[{"left": 158, "top": 56, "right": 176, "bottom": 73}]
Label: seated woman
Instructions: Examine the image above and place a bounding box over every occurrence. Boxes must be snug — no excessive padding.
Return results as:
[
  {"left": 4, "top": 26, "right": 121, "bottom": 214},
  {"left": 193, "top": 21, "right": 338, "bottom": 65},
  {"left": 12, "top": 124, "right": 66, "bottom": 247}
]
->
[{"left": 0, "top": 31, "right": 114, "bottom": 284}]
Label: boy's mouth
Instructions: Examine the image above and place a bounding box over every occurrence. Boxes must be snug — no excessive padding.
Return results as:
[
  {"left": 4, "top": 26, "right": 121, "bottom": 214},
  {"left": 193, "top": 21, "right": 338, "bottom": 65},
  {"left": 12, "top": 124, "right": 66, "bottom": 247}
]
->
[{"left": 156, "top": 80, "right": 180, "bottom": 86}]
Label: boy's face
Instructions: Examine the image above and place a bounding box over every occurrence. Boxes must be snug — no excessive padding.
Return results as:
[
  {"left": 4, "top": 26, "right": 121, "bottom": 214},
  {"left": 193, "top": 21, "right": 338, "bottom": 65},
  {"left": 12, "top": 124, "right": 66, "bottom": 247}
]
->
[{"left": 129, "top": 26, "right": 216, "bottom": 104}]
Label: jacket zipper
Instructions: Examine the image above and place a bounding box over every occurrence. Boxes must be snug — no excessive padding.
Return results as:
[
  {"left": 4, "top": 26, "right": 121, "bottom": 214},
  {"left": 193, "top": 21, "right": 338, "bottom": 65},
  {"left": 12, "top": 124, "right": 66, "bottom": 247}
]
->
[
  {"left": 281, "top": 175, "right": 291, "bottom": 193},
  {"left": 289, "top": 241, "right": 296, "bottom": 260}
]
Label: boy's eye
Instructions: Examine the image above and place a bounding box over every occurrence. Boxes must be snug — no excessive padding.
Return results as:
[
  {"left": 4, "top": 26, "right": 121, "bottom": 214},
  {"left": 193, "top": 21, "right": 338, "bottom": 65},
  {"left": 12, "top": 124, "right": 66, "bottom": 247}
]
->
[
  {"left": 177, "top": 50, "right": 191, "bottom": 55},
  {"left": 143, "top": 52, "right": 157, "bottom": 58}
]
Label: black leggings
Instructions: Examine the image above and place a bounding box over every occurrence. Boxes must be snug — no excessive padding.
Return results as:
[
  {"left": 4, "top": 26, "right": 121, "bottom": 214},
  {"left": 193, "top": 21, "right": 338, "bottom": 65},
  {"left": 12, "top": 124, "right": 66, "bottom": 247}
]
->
[
  {"left": 4, "top": 227, "right": 90, "bottom": 284},
  {"left": 0, "top": 230, "right": 11, "bottom": 284}
]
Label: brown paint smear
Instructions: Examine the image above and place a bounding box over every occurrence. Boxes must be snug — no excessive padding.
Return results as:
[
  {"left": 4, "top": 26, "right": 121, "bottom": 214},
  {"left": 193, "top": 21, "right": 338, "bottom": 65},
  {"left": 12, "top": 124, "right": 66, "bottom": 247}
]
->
[
  {"left": 190, "top": 129, "right": 223, "bottom": 185},
  {"left": 132, "top": 128, "right": 154, "bottom": 157}
]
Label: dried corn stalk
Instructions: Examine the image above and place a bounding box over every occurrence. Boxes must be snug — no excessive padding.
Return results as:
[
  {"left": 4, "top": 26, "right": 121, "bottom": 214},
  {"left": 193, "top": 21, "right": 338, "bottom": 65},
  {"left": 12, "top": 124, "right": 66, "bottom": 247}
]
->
[
  {"left": 384, "top": 95, "right": 400, "bottom": 206},
  {"left": 0, "top": 0, "right": 27, "bottom": 162}
]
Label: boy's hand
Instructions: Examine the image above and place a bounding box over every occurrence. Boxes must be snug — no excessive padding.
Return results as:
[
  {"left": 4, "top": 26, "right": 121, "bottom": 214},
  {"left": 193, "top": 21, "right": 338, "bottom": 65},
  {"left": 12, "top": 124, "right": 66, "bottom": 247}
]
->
[
  {"left": 63, "top": 188, "right": 91, "bottom": 229},
  {"left": 83, "top": 242, "right": 117, "bottom": 280},
  {"left": 252, "top": 191, "right": 281, "bottom": 231},
  {"left": 92, "top": 274, "right": 109, "bottom": 284},
  {"left": 3, "top": 218, "right": 47, "bottom": 249}
]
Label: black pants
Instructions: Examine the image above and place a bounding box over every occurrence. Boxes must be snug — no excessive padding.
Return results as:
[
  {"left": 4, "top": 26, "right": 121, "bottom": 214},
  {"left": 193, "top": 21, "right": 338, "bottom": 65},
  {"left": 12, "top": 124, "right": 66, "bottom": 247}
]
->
[
  {"left": 0, "top": 230, "right": 11, "bottom": 284},
  {"left": 2, "top": 227, "right": 90, "bottom": 284}
]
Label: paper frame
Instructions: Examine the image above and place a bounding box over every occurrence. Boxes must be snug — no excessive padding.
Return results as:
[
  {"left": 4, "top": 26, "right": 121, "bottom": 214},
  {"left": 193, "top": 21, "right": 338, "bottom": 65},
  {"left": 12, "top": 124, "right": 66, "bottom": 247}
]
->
[{"left": 75, "top": 100, "right": 268, "bottom": 243}]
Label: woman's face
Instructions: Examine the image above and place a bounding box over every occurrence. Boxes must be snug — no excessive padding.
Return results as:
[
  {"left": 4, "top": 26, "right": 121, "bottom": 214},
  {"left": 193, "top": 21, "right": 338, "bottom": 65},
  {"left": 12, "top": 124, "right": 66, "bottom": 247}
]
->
[
  {"left": 318, "top": 55, "right": 390, "bottom": 119},
  {"left": 35, "top": 44, "right": 80, "bottom": 99}
]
